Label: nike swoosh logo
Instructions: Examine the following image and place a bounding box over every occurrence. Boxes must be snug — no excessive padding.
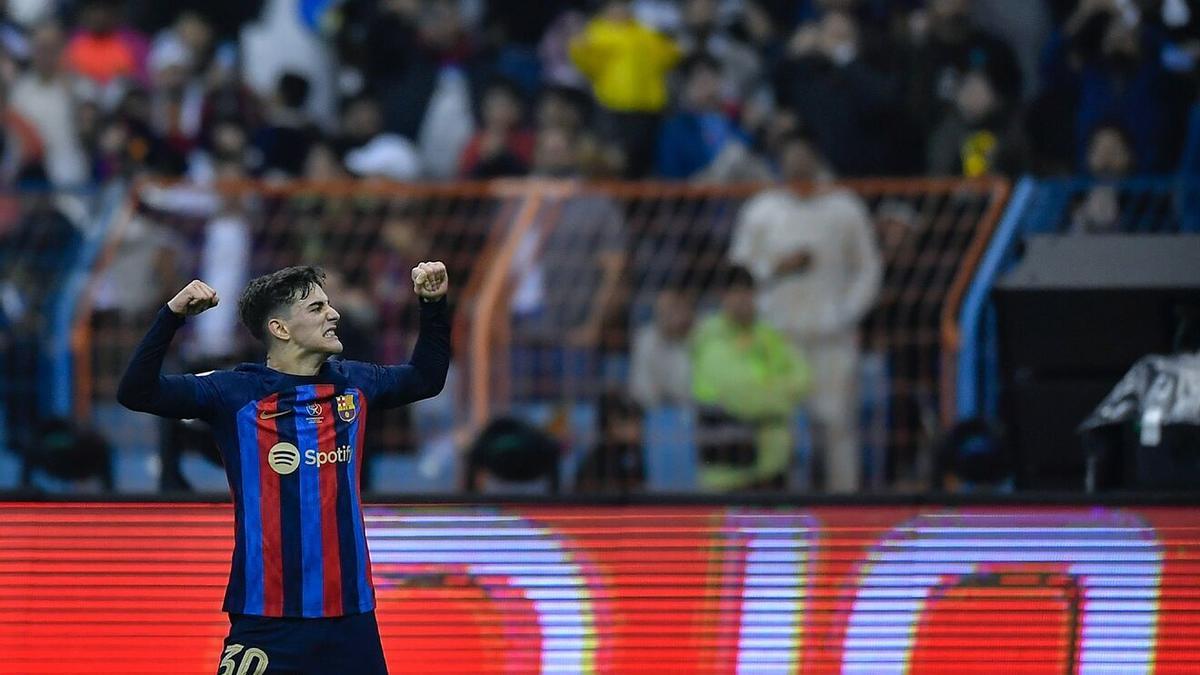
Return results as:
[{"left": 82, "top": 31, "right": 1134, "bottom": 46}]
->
[{"left": 259, "top": 409, "right": 293, "bottom": 420}]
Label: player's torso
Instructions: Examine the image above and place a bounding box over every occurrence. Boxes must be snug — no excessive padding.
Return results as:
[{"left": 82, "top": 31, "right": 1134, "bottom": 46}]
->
[
  {"left": 214, "top": 377, "right": 376, "bottom": 617},
  {"left": 239, "top": 384, "right": 365, "bottom": 478}
]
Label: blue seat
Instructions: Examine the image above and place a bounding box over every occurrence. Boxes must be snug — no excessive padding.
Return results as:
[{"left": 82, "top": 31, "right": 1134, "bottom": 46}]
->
[{"left": 643, "top": 405, "right": 697, "bottom": 491}]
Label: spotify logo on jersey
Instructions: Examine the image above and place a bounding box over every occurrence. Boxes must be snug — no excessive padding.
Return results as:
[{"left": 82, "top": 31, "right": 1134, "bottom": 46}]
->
[{"left": 267, "top": 442, "right": 300, "bottom": 475}]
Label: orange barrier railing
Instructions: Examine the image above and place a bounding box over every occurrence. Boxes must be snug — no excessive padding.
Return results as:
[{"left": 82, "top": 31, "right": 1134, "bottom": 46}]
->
[{"left": 72, "top": 177, "right": 1009, "bottom": 488}]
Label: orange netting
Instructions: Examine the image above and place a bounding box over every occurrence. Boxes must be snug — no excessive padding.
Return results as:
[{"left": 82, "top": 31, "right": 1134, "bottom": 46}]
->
[{"left": 72, "top": 178, "right": 1007, "bottom": 493}]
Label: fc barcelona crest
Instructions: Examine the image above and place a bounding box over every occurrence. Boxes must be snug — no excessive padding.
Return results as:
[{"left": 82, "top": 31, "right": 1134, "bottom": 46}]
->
[{"left": 335, "top": 393, "right": 358, "bottom": 423}]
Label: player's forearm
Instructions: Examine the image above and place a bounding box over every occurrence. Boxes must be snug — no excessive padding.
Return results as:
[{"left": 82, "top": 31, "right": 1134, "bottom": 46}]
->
[
  {"left": 407, "top": 297, "right": 451, "bottom": 399},
  {"left": 116, "top": 306, "right": 185, "bottom": 412}
]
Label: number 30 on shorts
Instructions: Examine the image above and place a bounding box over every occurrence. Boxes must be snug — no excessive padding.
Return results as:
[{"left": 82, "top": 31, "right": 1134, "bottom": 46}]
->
[{"left": 218, "top": 644, "right": 269, "bottom": 675}]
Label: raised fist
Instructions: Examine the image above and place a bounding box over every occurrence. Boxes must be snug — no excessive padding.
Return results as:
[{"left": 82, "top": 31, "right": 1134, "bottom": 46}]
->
[
  {"left": 411, "top": 261, "right": 449, "bottom": 300},
  {"left": 167, "top": 280, "right": 219, "bottom": 316}
]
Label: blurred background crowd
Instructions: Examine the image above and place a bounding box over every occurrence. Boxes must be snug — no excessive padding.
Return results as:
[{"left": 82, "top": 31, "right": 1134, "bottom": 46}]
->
[
  {"left": 0, "top": 0, "right": 1194, "bottom": 187},
  {"left": 2, "top": 0, "right": 1200, "bottom": 498}
]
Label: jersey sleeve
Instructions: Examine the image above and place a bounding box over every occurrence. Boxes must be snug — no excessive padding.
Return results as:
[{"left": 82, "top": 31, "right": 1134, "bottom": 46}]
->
[
  {"left": 352, "top": 296, "right": 451, "bottom": 409},
  {"left": 116, "top": 306, "right": 224, "bottom": 420}
]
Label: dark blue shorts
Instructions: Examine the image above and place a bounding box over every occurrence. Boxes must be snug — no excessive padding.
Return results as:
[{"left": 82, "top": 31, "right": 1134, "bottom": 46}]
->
[{"left": 218, "top": 611, "right": 388, "bottom": 675}]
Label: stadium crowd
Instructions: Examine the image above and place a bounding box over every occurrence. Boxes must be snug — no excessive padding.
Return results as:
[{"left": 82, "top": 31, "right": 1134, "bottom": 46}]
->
[
  {"left": 2, "top": 0, "right": 1199, "bottom": 495},
  {"left": 0, "top": 0, "right": 1192, "bottom": 187}
]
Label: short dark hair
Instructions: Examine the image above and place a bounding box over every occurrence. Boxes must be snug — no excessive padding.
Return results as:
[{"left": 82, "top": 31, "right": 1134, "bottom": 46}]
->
[
  {"left": 722, "top": 265, "right": 756, "bottom": 290},
  {"left": 238, "top": 266, "right": 326, "bottom": 342}
]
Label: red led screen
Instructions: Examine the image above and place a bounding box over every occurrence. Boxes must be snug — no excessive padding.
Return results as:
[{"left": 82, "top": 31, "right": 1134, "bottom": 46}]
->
[{"left": 1, "top": 503, "right": 1197, "bottom": 673}]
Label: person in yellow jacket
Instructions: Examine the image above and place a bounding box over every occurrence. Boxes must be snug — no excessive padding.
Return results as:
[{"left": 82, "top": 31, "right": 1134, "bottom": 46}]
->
[
  {"left": 569, "top": 0, "right": 681, "bottom": 175},
  {"left": 691, "top": 266, "right": 811, "bottom": 491}
]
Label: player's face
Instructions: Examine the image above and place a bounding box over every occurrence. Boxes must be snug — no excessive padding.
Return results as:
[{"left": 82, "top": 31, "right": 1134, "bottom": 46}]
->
[{"left": 286, "top": 284, "right": 342, "bottom": 355}]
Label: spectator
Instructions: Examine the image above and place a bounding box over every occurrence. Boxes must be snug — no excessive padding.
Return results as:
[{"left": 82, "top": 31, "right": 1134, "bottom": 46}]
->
[
  {"left": 536, "top": 83, "right": 592, "bottom": 136},
  {"left": 970, "top": 0, "right": 1052, "bottom": 98},
  {"left": 570, "top": 0, "right": 682, "bottom": 176},
  {"left": 10, "top": 22, "right": 88, "bottom": 187},
  {"left": 251, "top": 71, "right": 321, "bottom": 178},
  {"left": 414, "top": 0, "right": 485, "bottom": 179},
  {"left": 730, "top": 133, "right": 883, "bottom": 492},
  {"left": 337, "top": 94, "right": 421, "bottom": 181},
  {"left": 457, "top": 77, "right": 534, "bottom": 178},
  {"left": 23, "top": 418, "right": 114, "bottom": 492},
  {"left": 691, "top": 266, "right": 810, "bottom": 492},
  {"left": 156, "top": 10, "right": 216, "bottom": 68},
  {"left": 534, "top": 85, "right": 624, "bottom": 179},
  {"left": 1073, "top": 5, "right": 1169, "bottom": 173},
  {"left": 1070, "top": 122, "right": 1144, "bottom": 234},
  {"left": 482, "top": 0, "right": 582, "bottom": 92},
  {"left": 575, "top": 390, "right": 645, "bottom": 493},
  {"left": 239, "top": 0, "right": 337, "bottom": 131},
  {"left": 927, "top": 66, "right": 1028, "bottom": 176},
  {"left": 187, "top": 117, "right": 252, "bottom": 183},
  {"left": 132, "top": 1, "right": 263, "bottom": 46},
  {"left": 655, "top": 53, "right": 747, "bottom": 179},
  {"left": 0, "top": 83, "right": 45, "bottom": 185},
  {"left": 465, "top": 416, "right": 561, "bottom": 493},
  {"left": 538, "top": 4, "right": 590, "bottom": 89},
  {"left": 333, "top": 0, "right": 419, "bottom": 93},
  {"left": 192, "top": 162, "right": 255, "bottom": 363},
  {"left": 674, "top": 0, "right": 763, "bottom": 106},
  {"left": 65, "top": 0, "right": 149, "bottom": 87},
  {"left": 774, "top": 10, "right": 900, "bottom": 176},
  {"left": 367, "top": 0, "right": 484, "bottom": 179},
  {"left": 88, "top": 207, "right": 187, "bottom": 398},
  {"left": 132, "top": 157, "right": 255, "bottom": 363},
  {"left": 147, "top": 33, "right": 207, "bottom": 160},
  {"left": 629, "top": 286, "right": 694, "bottom": 408},
  {"left": 1085, "top": 121, "right": 1135, "bottom": 181},
  {"left": 903, "top": 0, "right": 1022, "bottom": 138},
  {"left": 94, "top": 87, "right": 185, "bottom": 179},
  {"left": 198, "top": 37, "right": 263, "bottom": 138},
  {"left": 509, "top": 127, "right": 627, "bottom": 397}
]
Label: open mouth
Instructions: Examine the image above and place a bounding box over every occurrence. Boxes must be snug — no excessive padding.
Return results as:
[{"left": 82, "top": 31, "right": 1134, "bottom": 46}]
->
[{"left": 324, "top": 328, "right": 338, "bottom": 338}]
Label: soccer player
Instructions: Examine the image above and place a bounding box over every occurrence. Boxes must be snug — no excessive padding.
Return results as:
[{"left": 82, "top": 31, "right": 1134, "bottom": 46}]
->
[{"left": 117, "top": 262, "right": 450, "bottom": 675}]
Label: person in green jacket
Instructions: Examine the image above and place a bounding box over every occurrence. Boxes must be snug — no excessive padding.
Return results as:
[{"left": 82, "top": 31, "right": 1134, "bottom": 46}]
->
[{"left": 691, "top": 266, "right": 811, "bottom": 491}]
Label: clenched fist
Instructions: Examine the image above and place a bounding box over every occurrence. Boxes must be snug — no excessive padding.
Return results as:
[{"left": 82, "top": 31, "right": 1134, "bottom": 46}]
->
[
  {"left": 167, "top": 280, "right": 219, "bottom": 316},
  {"left": 411, "top": 261, "right": 449, "bottom": 300}
]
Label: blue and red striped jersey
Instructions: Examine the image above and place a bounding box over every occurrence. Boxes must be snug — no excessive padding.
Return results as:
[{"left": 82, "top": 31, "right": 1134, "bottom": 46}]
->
[{"left": 118, "top": 299, "right": 450, "bottom": 618}]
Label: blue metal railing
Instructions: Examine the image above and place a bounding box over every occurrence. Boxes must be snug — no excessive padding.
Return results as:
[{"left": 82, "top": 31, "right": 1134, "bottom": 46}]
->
[
  {"left": 956, "top": 175, "right": 1200, "bottom": 419},
  {"left": 46, "top": 182, "right": 127, "bottom": 418}
]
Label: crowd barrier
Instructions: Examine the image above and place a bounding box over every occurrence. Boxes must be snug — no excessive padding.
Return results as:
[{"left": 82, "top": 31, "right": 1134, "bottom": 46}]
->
[
  {"left": 64, "top": 177, "right": 1008, "bottom": 492},
  {"left": 2, "top": 500, "right": 1197, "bottom": 673}
]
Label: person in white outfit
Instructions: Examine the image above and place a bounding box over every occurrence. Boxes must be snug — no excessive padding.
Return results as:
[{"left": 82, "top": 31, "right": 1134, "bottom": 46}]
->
[
  {"left": 10, "top": 22, "right": 88, "bottom": 186},
  {"left": 730, "top": 132, "right": 882, "bottom": 492}
]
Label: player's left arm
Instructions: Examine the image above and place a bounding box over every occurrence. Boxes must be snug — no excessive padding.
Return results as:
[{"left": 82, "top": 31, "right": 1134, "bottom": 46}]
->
[
  {"left": 365, "top": 261, "right": 452, "bottom": 408},
  {"left": 117, "top": 280, "right": 223, "bottom": 419}
]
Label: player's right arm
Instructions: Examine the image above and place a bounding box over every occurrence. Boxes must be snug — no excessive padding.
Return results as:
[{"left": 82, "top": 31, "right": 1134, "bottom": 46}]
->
[{"left": 116, "top": 280, "right": 222, "bottom": 419}]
